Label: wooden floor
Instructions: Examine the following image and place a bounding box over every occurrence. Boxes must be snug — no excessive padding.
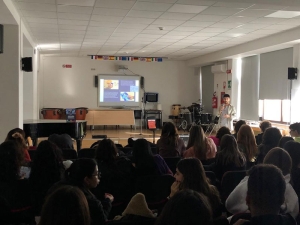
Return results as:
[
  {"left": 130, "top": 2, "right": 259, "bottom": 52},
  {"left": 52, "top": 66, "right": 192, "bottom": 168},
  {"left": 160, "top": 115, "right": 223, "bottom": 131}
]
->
[{"left": 81, "top": 125, "right": 192, "bottom": 149}]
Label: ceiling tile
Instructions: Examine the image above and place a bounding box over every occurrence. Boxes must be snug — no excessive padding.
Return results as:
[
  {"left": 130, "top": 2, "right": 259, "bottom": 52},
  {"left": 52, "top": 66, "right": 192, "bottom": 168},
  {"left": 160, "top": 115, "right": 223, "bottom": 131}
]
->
[
  {"left": 152, "top": 19, "right": 185, "bottom": 26},
  {"left": 263, "top": 24, "right": 299, "bottom": 30},
  {"left": 92, "top": 8, "right": 129, "bottom": 16},
  {"left": 30, "top": 27, "right": 59, "bottom": 33},
  {"left": 180, "top": 21, "right": 214, "bottom": 27},
  {"left": 210, "top": 22, "right": 242, "bottom": 28},
  {"left": 159, "top": 12, "right": 196, "bottom": 20},
  {"left": 173, "top": 26, "right": 203, "bottom": 31},
  {"left": 249, "top": 17, "right": 287, "bottom": 24},
  {"left": 191, "top": 14, "right": 227, "bottom": 22},
  {"left": 235, "top": 9, "right": 276, "bottom": 17},
  {"left": 135, "top": 34, "right": 163, "bottom": 39},
  {"left": 221, "top": 16, "right": 256, "bottom": 23},
  {"left": 58, "top": 19, "right": 89, "bottom": 25},
  {"left": 122, "top": 17, "right": 155, "bottom": 24},
  {"left": 191, "top": 32, "right": 219, "bottom": 37},
  {"left": 91, "top": 15, "right": 123, "bottom": 22},
  {"left": 238, "top": 23, "right": 269, "bottom": 29},
  {"left": 118, "top": 23, "right": 149, "bottom": 29},
  {"left": 126, "top": 10, "right": 163, "bottom": 18},
  {"left": 58, "top": 12, "right": 91, "bottom": 20},
  {"left": 59, "top": 24, "right": 87, "bottom": 30},
  {"left": 166, "top": 30, "right": 195, "bottom": 36},
  {"left": 207, "top": 36, "right": 231, "bottom": 41},
  {"left": 200, "top": 7, "right": 243, "bottom": 16},
  {"left": 29, "top": 22, "right": 58, "bottom": 29},
  {"left": 89, "top": 21, "right": 119, "bottom": 27},
  {"left": 227, "top": 28, "right": 255, "bottom": 34},
  {"left": 199, "top": 27, "right": 230, "bottom": 33},
  {"left": 161, "top": 35, "right": 186, "bottom": 39},
  {"left": 146, "top": 24, "right": 176, "bottom": 30},
  {"left": 57, "top": 0, "right": 96, "bottom": 6},
  {"left": 248, "top": 4, "right": 286, "bottom": 10},
  {"left": 167, "top": 4, "right": 208, "bottom": 13},
  {"left": 16, "top": 2, "right": 56, "bottom": 11},
  {"left": 22, "top": 10, "right": 57, "bottom": 18},
  {"left": 213, "top": 2, "right": 254, "bottom": 8},
  {"left": 278, "top": 19, "right": 300, "bottom": 25},
  {"left": 24, "top": 17, "right": 57, "bottom": 23},
  {"left": 57, "top": 5, "right": 93, "bottom": 14},
  {"left": 132, "top": 2, "right": 173, "bottom": 11},
  {"left": 59, "top": 29, "right": 86, "bottom": 34},
  {"left": 95, "top": 0, "right": 136, "bottom": 9},
  {"left": 115, "top": 28, "right": 142, "bottom": 33},
  {"left": 141, "top": 29, "right": 169, "bottom": 34}
]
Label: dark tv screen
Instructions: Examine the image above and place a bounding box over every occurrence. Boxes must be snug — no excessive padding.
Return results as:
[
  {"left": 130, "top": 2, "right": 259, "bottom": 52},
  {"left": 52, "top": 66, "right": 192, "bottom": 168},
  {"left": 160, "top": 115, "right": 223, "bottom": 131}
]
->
[
  {"left": 0, "top": 24, "right": 3, "bottom": 54},
  {"left": 145, "top": 92, "right": 158, "bottom": 102}
]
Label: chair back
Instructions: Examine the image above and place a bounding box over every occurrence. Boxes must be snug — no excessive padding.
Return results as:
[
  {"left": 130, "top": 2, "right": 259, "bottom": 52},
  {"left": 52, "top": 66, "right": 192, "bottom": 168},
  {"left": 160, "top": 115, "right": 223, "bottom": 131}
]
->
[
  {"left": 205, "top": 171, "right": 217, "bottom": 186},
  {"left": 61, "top": 149, "right": 78, "bottom": 160},
  {"left": 78, "top": 148, "right": 96, "bottom": 159},
  {"left": 163, "top": 157, "right": 181, "bottom": 174},
  {"left": 220, "top": 170, "right": 247, "bottom": 204}
]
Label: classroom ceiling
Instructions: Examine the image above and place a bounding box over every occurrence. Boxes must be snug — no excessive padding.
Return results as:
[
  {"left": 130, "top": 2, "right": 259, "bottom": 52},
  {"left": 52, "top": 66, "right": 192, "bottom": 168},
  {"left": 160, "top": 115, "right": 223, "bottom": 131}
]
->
[{"left": 8, "top": 0, "right": 300, "bottom": 60}]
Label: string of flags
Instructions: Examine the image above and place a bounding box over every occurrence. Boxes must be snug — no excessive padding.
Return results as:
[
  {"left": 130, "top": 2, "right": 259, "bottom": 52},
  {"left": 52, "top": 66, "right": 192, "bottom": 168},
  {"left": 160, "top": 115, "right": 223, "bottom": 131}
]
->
[{"left": 89, "top": 55, "right": 163, "bottom": 62}]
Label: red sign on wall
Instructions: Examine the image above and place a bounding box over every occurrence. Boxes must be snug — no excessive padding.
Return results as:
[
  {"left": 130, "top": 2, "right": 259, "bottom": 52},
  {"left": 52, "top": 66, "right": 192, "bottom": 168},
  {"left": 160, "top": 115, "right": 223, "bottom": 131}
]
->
[{"left": 62, "top": 64, "right": 72, "bottom": 68}]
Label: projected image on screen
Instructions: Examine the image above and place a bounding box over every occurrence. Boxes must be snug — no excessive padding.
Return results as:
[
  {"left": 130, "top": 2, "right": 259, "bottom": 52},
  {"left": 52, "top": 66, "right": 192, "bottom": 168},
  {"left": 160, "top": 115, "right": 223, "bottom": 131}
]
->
[{"left": 98, "top": 75, "right": 140, "bottom": 107}]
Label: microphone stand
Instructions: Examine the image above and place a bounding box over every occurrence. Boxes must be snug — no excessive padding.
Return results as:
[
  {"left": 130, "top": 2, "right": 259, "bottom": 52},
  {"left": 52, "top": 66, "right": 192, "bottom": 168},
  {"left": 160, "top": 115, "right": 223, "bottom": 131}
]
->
[{"left": 139, "top": 97, "right": 145, "bottom": 135}]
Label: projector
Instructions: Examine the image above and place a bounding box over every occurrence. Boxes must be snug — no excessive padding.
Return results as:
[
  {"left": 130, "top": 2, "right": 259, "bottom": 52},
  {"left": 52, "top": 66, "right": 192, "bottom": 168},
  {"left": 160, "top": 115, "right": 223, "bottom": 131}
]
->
[{"left": 118, "top": 65, "right": 128, "bottom": 70}]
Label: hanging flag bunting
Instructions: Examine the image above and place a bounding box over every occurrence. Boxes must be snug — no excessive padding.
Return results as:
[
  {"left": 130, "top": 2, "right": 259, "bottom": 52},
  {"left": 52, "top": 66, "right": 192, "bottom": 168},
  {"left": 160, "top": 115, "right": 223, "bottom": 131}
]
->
[{"left": 88, "top": 55, "right": 163, "bottom": 62}]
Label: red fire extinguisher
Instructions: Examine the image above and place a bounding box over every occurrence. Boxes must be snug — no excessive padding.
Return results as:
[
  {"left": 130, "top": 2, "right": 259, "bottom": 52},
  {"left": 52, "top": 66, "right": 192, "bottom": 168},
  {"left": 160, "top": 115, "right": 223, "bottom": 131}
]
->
[{"left": 212, "top": 92, "right": 218, "bottom": 108}]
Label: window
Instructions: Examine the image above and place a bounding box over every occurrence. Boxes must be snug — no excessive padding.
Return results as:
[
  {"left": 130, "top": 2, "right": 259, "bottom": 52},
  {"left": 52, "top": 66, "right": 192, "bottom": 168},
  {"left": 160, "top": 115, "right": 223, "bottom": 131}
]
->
[{"left": 259, "top": 99, "right": 290, "bottom": 123}]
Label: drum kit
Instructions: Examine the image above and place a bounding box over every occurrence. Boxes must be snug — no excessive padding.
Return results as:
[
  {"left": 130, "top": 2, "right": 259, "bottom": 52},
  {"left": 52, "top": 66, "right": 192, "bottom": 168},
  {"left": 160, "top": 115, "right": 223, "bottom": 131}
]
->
[{"left": 171, "top": 103, "right": 212, "bottom": 131}]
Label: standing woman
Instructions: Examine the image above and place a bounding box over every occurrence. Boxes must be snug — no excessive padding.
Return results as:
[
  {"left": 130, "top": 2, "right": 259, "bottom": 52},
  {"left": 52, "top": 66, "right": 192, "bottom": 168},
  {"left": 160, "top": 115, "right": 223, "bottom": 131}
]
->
[
  {"left": 183, "top": 126, "right": 217, "bottom": 162},
  {"left": 214, "top": 134, "right": 246, "bottom": 181},
  {"left": 170, "top": 158, "right": 222, "bottom": 218},
  {"left": 237, "top": 124, "right": 258, "bottom": 167},
  {"left": 156, "top": 122, "right": 186, "bottom": 157}
]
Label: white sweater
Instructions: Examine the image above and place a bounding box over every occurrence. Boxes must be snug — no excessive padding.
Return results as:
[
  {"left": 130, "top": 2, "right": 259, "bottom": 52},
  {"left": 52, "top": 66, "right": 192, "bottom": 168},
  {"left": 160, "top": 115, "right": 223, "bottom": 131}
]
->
[{"left": 225, "top": 174, "right": 299, "bottom": 219}]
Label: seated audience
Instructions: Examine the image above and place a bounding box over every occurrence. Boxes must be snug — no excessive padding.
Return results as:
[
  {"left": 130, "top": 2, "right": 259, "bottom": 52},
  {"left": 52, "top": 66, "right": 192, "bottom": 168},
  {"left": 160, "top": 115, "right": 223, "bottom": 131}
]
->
[
  {"left": 278, "top": 136, "right": 294, "bottom": 148},
  {"left": 132, "top": 139, "right": 172, "bottom": 176},
  {"left": 284, "top": 141, "right": 300, "bottom": 199},
  {"left": 233, "top": 164, "right": 296, "bottom": 225},
  {"left": 155, "top": 190, "right": 212, "bottom": 225},
  {"left": 257, "top": 127, "right": 282, "bottom": 164},
  {"left": 226, "top": 148, "right": 299, "bottom": 219},
  {"left": 0, "top": 141, "right": 34, "bottom": 224},
  {"left": 183, "top": 125, "right": 217, "bottom": 163},
  {"left": 5, "top": 128, "right": 31, "bottom": 162},
  {"left": 156, "top": 122, "right": 186, "bottom": 157},
  {"left": 50, "top": 158, "right": 114, "bottom": 225},
  {"left": 255, "top": 120, "right": 272, "bottom": 145},
  {"left": 289, "top": 122, "right": 300, "bottom": 143},
  {"left": 210, "top": 126, "right": 231, "bottom": 148},
  {"left": 39, "top": 185, "right": 90, "bottom": 225},
  {"left": 170, "top": 158, "right": 221, "bottom": 218},
  {"left": 29, "top": 140, "right": 65, "bottom": 215},
  {"left": 48, "top": 133, "right": 74, "bottom": 149},
  {"left": 233, "top": 120, "right": 246, "bottom": 140},
  {"left": 237, "top": 125, "right": 257, "bottom": 166},
  {"left": 92, "top": 139, "right": 133, "bottom": 203},
  {"left": 214, "top": 134, "right": 246, "bottom": 181}
]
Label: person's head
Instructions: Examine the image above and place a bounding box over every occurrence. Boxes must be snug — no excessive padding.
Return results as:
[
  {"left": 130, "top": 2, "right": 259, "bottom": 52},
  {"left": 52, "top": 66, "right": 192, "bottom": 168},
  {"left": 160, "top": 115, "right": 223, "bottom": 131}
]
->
[
  {"left": 216, "top": 126, "right": 231, "bottom": 141},
  {"left": 259, "top": 120, "right": 272, "bottom": 133},
  {"left": 95, "top": 139, "right": 118, "bottom": 163},
  {"left": 0, "top": 141, "right": 24, "bottom": 182},
  {"left": 30, "top": 140, "right": 64, "bottom": 183},
  {"left": 66, "top": 158, "right": 100, "bottom": 189},
  {"left": 155, "top": 190, "right": 212, "bottom": 225},
  {"left": 132, "top": 139, "right": 153, "bottom": 166},
  {"left": 106, "top": 80, "right": 113, "bottom": 89},
  {"left": 262, "top": 127, "right": 282, "bottom": 147},
  {"left": 289, "top": 122, "right": 300, "bottom": 137},
  {"left": 246, "top": 164, "right": 285, "bottom": 215},
  {"left": 278, "top": 136, "right": 294, "bottom": 148},
  {"left": 5, "top": 129, "right": 27, "bottom": 149},
  {"left": 48, "top": 133, "right": 74, "bottom": 149},
  {"left": 283, "top": 141, "right": 300, "bottom": 170},
  {"left": 175, "top": 158, "right": 210, "bottom": 194},
  {"left": 263, "top": 147, "right": 292, "bottom": 176},
  {"left": 127, "top": 137, "right": 135, "bottom": 147},
  {"left": 39, "top": 186, "right": 90, "bottom": 225},
  {"left": 161, "top": 122, "right": 178, "bottom": 137},
  {"left": 234, "top": 120, "right": 246, "bottom": 135},
  {"left": 237, "top": 124, "right": 257, "bottom": 161},
  {"left": 223, "top": 94, "right": 230, "bottom": 105},
  {"left": 187, "top": 126, "right": 206, "bottom": 159}
]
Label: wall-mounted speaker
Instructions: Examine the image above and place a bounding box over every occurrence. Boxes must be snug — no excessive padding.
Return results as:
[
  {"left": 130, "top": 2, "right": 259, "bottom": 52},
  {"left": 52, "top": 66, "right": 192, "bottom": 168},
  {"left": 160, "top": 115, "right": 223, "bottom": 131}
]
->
[
  {"left": 140, "top": 76, "right": 144, "bottom": 89},
  {"left": 21, "top": 57, "right": 32, "bottom": 72},
  {"left": 0, "top": 24, "right": 3, "bottom": 54},
  {"left": 288, "top": 67, "right": 297, "bottom": 80},
  {"left": 94, "top": 75, "right": 98, "bottom": 87}
]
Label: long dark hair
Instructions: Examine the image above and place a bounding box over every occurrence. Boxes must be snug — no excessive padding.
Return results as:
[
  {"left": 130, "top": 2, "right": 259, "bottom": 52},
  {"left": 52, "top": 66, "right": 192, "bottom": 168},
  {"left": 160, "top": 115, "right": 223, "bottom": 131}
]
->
[
  {"left": 160, "top": 122, "right": 179, "bottom": 147},
  {"left": 0, "top": 141, "right": 24, "bottom": 182},
  {"left": 65, "top": 158, "right": 97, "bottom": 188},
  {"left": 187, "top": 126, "right": 207, "bottom": 160},
  {"left": 39, "top": 185, "right": 90, "bottom": 225},
  {"left": 29, "top": 140, "right": 64, "bottom": 187},
  {"left": 95, "top": 139, "right": 118, "bottom": 163},
  {"left": 216, "top": 126, "right": 231, "bottom": 140},
  {"left": 217, "top": 134, "right": 245, "bottom": 167},
  {"left": 237, "top": 124, "right": 257, "bottom": 161}
]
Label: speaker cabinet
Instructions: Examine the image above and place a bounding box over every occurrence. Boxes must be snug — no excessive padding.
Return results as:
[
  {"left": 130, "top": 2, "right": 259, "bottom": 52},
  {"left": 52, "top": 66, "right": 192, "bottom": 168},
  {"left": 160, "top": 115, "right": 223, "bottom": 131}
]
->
[
  {"left": 94, "top": 76, "right": 98, "bottom": 87},
  {"left": 0, "top": 24, "right": 3, "bottom": 54},
  {"left": 288, "top": 67, "right": 297, "bottom": 80},
  {"left": 140, "top": 76, "right": 144, "bottom": 89},
  {"left": 21, "top": 57, "right": 32, "bottom": 72}
]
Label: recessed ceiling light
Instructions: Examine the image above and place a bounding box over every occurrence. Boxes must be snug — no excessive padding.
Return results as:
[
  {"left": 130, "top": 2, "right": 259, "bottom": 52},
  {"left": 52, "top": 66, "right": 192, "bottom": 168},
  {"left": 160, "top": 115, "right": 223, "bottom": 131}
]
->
[{"left": 265, "top": 11, "right": 300, "bottom": 18}]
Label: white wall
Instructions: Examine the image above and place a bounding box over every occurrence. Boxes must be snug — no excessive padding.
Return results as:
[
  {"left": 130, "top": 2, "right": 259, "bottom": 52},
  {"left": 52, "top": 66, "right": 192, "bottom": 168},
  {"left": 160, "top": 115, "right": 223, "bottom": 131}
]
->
[{"left": 39, "top": 56, "right": 199, "bottom": 122}]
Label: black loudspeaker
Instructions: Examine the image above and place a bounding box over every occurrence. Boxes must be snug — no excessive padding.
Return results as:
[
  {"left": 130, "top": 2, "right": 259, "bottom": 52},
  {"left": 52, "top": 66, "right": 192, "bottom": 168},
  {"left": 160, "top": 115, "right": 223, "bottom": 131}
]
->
[
  {"left": 288, "top": 67, "right": 297, "bottom": 80},
  {"left": 94, "top": 76, "right": 98, "bottom": 87},
  {"left": 0, "top": 24, "right": 3, "bottom": 54},
  {"left": 21, "top": 57, "right": 32, "bottom": 72},
  {"left": 140, "top": 76, "right": 144, "bottom": 89}
]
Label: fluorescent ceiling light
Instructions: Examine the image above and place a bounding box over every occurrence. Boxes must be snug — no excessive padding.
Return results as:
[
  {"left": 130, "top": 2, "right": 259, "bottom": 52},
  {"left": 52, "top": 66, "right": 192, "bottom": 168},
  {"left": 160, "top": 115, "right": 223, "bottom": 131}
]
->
[{"left": 265, "top": 11, "right": 300, "bottom": 18}]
